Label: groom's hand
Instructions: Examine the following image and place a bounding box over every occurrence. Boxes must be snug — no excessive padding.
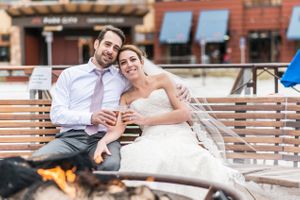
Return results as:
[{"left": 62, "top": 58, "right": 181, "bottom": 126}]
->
[
  {"left": 91, "top": 109, "right": 117, "bottom": 127},
  {"left": 176, "top": 84, "right": 191, "bottom": 102}
]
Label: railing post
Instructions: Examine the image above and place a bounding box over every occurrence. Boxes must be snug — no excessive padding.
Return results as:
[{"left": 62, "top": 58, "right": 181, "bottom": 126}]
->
[
  {"left": 274, "top": 67, "right": 279, "bottom": 93},
  {"left": 30, "top": 89, "right": 37, "bottom": 100},
  {"left": 295, "top": 101, "right": 299, "bottom": 168},
  {"left": 252, "top": 65, "right": 257, "bottom": 95}
]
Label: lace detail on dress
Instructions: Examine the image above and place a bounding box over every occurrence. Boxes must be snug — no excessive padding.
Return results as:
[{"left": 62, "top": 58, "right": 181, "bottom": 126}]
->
[
  {"left": 130, "top": 89, "right": 173, "bottom": 116},
  {"left": 130, "top": 89, "right": 178, "bottom": 132},
  {"left": 229, "top": 170, "right": 246, "bottom": 183},
  {"left": 192, "top": 123, "right": 223, "bottom": 159}
]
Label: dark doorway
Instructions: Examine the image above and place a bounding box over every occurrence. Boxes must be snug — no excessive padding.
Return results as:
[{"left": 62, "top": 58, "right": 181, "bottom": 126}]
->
[
  {"left": 248, "top": 31, "right": 280, "bottom": 63},
  {"left": 24, "top": 28, "right": 45, "bottom": 65},
  {"left": 52, "top": 35, "right": 79, "bottom": 65}
]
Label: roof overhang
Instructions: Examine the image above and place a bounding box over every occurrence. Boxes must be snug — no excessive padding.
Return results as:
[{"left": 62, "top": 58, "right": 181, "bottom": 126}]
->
[{"left": 5, "top": 3, "right": 149, "bottom": 28}]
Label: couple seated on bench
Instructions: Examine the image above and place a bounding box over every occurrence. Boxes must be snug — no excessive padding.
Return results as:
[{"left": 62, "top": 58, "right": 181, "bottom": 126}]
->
[{"left": 31, "top": 26, "right": 266, "bottom": 199}]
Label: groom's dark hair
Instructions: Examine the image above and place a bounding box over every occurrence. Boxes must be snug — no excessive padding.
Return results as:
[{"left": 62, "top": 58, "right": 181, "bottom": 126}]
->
[{"left": 97, "top": 25, "right": 126, "bottom": 45}]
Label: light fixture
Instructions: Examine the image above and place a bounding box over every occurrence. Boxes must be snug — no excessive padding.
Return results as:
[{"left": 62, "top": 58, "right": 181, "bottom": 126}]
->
[
  {"left": 43, "top": 25, "right": 63, "bottom": 32},
  {"left": 93, "top": 25, "right": 105, "bottom": 31},
  {"left": 224, "top": 35, "right": 230, "bottom": 40}
]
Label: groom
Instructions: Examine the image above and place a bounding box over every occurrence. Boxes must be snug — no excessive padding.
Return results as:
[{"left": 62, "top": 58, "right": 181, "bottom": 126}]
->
[{"left": 32, "top": 25, "right": 189, "bottom": 171}]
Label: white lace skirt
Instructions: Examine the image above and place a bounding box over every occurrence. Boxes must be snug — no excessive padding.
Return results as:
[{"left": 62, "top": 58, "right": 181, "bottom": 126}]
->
[{"left": 119, "top": 124, "right": 244, "bottom": 199}]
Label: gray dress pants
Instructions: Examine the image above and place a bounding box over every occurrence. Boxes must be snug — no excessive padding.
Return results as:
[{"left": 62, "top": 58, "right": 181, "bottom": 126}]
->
[{"left": 31, "top": 130, "right": 121, "bottom": 171}]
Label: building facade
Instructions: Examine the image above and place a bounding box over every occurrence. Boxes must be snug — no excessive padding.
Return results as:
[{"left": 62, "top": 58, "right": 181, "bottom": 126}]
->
[
  {"left": 0, "top": 0, "right": 153, "bottom": 65},
  {"left": 154, "top": 0, "right": 300, "bottom": 64}
]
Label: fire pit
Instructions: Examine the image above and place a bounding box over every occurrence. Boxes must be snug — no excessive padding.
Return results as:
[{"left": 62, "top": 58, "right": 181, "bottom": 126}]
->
[{"left": 0, "top": 152, "right": 244, "bottom": 200}]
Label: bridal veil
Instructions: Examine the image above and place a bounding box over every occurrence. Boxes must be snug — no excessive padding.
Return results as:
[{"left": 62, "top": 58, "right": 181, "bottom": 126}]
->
[{"left": 143, "top": 58, "right": 255, "bottom": 162}]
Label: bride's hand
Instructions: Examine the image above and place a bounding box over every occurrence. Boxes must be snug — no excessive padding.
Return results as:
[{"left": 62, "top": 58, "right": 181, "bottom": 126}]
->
[
  {"left": 176, "top": 84, "right": 191, "bottom": 102},
  {"left": 93, "top": 141, "right": 111, "bottom": 164},
  {"left": 121, "top": 110, "right": 146, "bottom": 125}
]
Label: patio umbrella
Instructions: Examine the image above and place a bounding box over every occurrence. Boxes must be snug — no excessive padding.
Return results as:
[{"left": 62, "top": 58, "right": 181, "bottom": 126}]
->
[{"left": 281, "top": 49, "right": 300, "bottom": 87}]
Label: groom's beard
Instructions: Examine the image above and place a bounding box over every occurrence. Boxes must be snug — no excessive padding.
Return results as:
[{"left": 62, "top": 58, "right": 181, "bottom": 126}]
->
[{"left": 94, "top": 51, "right": 115, "bottom": 69}]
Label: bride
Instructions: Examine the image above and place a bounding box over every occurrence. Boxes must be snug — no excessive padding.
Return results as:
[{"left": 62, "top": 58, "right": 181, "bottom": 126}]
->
[
  {"left": 101, "top": 44, "right": 283, "bottom": 200},
  {"left": 110, "top": 44, "right": 250, "bottom": 199}
]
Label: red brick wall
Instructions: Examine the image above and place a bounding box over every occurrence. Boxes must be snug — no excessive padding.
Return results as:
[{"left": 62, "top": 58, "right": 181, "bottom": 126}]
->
[
  {"left": 154, "top": 0, "right": 300, "bottom": 63},
  {"left": 281, "top": 0, "right": 300, "bottom": 62}
]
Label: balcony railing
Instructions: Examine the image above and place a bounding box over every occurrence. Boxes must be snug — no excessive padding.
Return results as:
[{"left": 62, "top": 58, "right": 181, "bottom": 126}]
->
[{"left": 0, "top": 62, "right": 289, "bottom": 96}]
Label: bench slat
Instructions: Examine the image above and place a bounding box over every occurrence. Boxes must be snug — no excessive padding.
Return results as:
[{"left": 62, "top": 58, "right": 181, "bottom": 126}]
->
[
  {"left": 225, "top": 144, "right": 283, "bottom": 152},
  {"left": 0, "top": 137, "right": 55, "bottom": 143},
  {"left": 230, "top": 129, "right": 300, "bottom": 136},
  {"left": 224, "top": 137, "right": 282, "bottom": 143},
  {"left": 0, "top": 144, "right": 43, "bottom": 150},
  {"left": 0, "top": 100, "right": 51, "bottom": 105},
  {"left": 213, "top": 113, "right": 300, "bottom": 120},
  {"left": 207, "top": 105, "right": 300, "bottom": 112},
  {"left": 0, "top": 114, "right": 50, "bottom": 120},
  {"left": 0, "top": 122, "right": 56, "bottom": 128},
  {"left": 0, "top": 129, "right": 59, "bottom": 135},
  {"left": 283, "top": 138, "right": 300, "bottom": 145},
  {"left": 246, "top": 175, "right": 300, "bottom": 188},
  {"left": 283, "top": 146, "right": 300, "bottom": 153},
  {"left": 195, "top": 97, "right": 300, "bottom": 103},
  {"left": 0, "top": 107, "right": 51, "bottom": 113},
  {"left": 231, "top": 128, "right": 284, "bottom": 136},
  {"left": 119, "top": 135, "right": 140, "bottom": 142},
  {"left": 226, "top": 153, "right": 282, "bottom": 160},
  {"left": 0, "top": 152, "right": 32, "bottom": 158},
  {"left": 221, "top": 120, "right": 286, "bottom": 127}
]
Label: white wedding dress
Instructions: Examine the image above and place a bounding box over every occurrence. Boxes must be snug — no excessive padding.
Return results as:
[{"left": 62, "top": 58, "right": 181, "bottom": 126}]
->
[{"left": 119, "top": 89, "right": 246, "bottom": 199}]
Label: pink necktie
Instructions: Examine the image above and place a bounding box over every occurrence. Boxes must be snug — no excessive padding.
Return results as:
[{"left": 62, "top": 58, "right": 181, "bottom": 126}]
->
[{"left": 85, "top": 69, "right": 106, "bottom": 135}]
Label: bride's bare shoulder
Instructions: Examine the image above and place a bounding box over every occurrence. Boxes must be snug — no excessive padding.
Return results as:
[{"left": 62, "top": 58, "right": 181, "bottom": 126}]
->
[
  {"left": 150, "top": 73, "right": 169, "bottom": 82},
  {"left": 150, "top": 73, "right": 172, "bottom": 88}
]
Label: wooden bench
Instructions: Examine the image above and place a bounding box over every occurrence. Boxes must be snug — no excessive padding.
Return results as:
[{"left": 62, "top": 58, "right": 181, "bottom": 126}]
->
[
  {"left": 196, "top": 96, "right": 300, "bottom": 189},
  {"left": 0, "top": 99, "right": 141, "bottom": 158},
  {"left": 0, "top": 97, "right": 300, "bottom": 189}
]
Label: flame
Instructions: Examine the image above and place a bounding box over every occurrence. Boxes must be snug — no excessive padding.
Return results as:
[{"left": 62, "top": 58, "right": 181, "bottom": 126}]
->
[
  {"left": 37, "top": 166, "right": 77, "bottom": 198},
  {"left": 146, "top": 176, "right": 155, "bottom": 182}
]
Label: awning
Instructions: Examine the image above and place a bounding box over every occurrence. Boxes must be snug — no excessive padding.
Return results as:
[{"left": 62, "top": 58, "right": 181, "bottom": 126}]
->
[
  {"left": 195, "top": 10, "right": 229, "bottom": 43},
  {"left": 281, "top": 50, "right": 300, "bottom": 87},
  {"left": 159, "top": 11, "right": 192, "bottom": 44},
  {"left": 287, "top": 6, "right": 300, "bottom": 40}
]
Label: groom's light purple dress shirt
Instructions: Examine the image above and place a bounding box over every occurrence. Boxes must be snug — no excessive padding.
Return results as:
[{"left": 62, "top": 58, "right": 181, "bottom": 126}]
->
[{"left": 50, "top": 58, "right": 130, "bottom": 133}]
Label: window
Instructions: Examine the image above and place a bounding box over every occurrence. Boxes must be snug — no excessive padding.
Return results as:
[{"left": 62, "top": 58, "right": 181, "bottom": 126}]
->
[
  {"left": 296, "top": 42, "right": 300, "bottom": 52},
  {"left": 168, "top": 43, "right": 192, "bottom": 64},
  {"left": 248, "top": 31, "right": 281, "bottom": 62},
  {"left": 1, "top": 34, "right": 9, "bottom": 42},
  {"left": 244, "top": 0, "right": 282, "bottom": 7},
  {"left": 0, "top": 46, "right": 10, "bottom": 62},
  {"left": 0, "top": 34, "right": 10, "bottom": 62}
]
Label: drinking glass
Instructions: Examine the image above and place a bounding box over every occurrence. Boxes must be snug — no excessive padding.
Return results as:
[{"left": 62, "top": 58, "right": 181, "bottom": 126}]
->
[{"left": 107, "top": 105, "right": 129, "bottom": 126}]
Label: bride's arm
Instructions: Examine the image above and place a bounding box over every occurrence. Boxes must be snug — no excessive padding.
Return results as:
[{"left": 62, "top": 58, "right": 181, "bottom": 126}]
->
[
  {"left": 149, "top": 74, "right": 191, "bottom": 125},
  {"left": 124, "top": 74, "right": 191, "bottom": 126},
  {"left": 93, "top": 96, "right": 127, "bottom": 162},
  {"left": 99, "top": 96, "right": 128, "bottom": 143}
]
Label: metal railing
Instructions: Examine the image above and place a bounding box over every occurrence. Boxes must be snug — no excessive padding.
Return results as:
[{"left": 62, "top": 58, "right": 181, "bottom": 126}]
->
[
  {"left": 0, "top": 62, "right": 290, "bottom": 97},
  {"left": 159, "top": 62, "right": 289, "bottom": 94}
]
